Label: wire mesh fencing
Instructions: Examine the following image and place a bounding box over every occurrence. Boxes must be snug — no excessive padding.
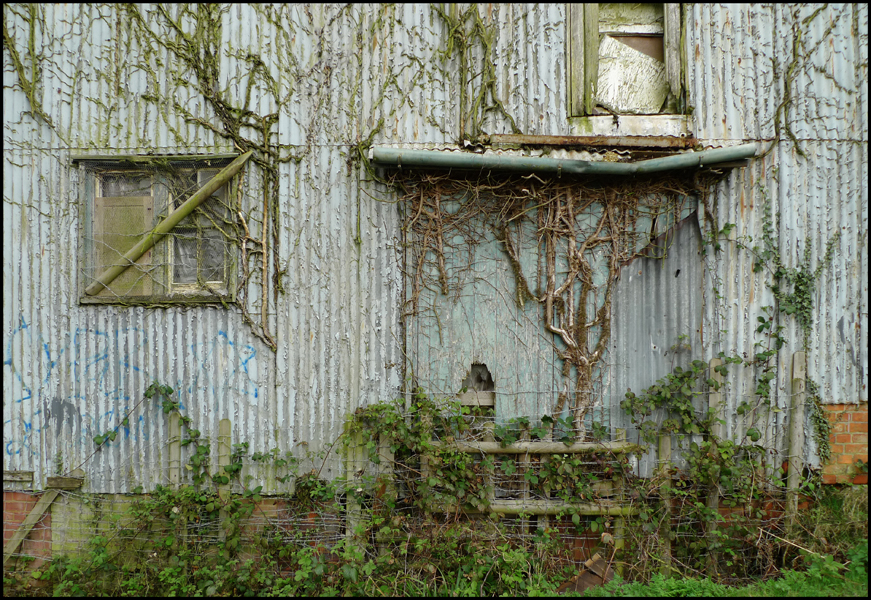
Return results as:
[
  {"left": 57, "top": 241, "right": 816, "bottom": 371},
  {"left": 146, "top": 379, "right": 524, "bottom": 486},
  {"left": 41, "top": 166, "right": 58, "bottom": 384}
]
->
[{"left": 4, "top": 393, "right": 812, "bottom": 591}]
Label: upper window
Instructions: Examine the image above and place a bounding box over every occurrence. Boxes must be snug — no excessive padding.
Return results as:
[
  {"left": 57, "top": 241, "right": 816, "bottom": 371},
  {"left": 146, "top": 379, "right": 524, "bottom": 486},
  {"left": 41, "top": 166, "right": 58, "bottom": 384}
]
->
[
  {"left": 77, "top": 157, "right": 239, "bottom": 304},
  {"left": 568, "top": 3, "right": 683, "bottom": 116}
]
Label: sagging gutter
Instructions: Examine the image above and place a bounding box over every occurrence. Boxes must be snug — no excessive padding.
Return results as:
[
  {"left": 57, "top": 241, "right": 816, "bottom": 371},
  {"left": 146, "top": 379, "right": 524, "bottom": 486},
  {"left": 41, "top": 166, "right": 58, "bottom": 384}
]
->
[{"left": 370, "top": 142, "right": 757, "bottom": 176}]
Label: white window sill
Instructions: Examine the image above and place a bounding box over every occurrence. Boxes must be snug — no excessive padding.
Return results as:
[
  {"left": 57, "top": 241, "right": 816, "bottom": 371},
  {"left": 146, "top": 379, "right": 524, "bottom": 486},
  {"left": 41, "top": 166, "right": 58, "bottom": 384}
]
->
[{"left": 568, "top": 115, "right": 692, "bottom": 140}]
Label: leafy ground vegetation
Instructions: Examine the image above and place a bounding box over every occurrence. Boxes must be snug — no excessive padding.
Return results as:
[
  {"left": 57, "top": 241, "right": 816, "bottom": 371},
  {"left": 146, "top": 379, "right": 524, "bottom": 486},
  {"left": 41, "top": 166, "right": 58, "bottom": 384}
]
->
[
  {"left": 2, "top": 484, "right": 866, "bottom": 597},
  {"left": 3, "top": 388, "right": 867, "bottom": 597}
]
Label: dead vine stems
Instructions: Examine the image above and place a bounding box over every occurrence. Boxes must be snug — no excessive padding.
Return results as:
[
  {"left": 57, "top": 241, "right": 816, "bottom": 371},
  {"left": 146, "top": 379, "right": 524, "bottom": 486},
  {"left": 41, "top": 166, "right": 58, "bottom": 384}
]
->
[{"left": 393, "top": 170, "right": 717, "bottom": 437}]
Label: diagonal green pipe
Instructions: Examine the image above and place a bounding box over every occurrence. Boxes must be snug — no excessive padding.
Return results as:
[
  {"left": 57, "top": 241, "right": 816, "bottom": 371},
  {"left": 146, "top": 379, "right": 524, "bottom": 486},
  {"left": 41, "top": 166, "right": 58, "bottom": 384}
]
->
[
  {"left": 370, "top": 143, "right": 757, "bottom": 175},
  {"left": 84, "top": 150, "right": 253, "bottom": 296}
]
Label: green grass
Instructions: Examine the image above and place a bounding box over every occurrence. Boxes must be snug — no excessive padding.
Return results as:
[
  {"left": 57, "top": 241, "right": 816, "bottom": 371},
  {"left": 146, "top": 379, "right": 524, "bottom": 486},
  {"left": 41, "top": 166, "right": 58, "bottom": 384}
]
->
[{"left": 579, "top": 541, "right": 868, "bottom": 597}]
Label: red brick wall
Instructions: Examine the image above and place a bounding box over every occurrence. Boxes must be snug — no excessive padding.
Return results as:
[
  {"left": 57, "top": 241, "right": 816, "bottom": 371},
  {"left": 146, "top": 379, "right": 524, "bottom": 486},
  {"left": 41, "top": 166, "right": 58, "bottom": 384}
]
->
[
  {"left": 821, "top": 402, "right": 868, "bottom": 485},
  {"left": 2, "top": 491, "right": 53, "bottom": 570}
]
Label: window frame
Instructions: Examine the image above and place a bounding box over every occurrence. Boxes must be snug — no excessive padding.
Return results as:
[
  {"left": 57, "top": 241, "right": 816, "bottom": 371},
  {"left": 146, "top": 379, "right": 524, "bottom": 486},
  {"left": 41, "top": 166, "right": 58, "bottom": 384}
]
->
[
  {"left": 568, "top": 3, "right": 683, "bottom": 117},
  {"left": 76, "top": 155, "right": 239, "bottom": 306}
]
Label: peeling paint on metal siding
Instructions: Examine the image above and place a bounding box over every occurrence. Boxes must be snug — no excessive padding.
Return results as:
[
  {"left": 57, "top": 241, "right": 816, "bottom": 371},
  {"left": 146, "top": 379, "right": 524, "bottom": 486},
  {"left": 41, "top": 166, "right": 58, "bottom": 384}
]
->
[
  {"left": 688, "top": 4, "right": 867, "bottom": 143},
  {"left": 687, "top": 1, "right": 867, "bottom": 427},
  {"left": 4, "top": 3, "right": 866, "bottom": 490},
  {"left": 699, "top": 139, "right": 867, "bottom": 473}
]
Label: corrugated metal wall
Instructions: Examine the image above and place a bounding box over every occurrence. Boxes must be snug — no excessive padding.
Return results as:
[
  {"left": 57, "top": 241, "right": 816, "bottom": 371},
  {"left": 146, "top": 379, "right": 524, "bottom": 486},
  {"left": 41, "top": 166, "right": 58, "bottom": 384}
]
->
[
  {"left": 3, "top": 4, "right": 406, "bottom": 491},
  {"left": 686, "top": 4, "right": 868, "bottom": 466},
  {"left": 4, "top": 3, "right": 867, "bottom": 491},
  {"left": 609, "top": 212, "right": 705, "bottom": 476}
]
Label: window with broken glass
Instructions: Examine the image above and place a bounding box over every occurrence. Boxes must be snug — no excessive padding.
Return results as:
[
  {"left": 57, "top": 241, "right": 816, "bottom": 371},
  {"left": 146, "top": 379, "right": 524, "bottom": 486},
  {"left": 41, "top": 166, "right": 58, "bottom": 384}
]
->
[
  {"left": 77, "top": 158, "right": 237, "bottom": 304},
  {"left": 568, "top": 3, "right": 683, "bottom": 116}
]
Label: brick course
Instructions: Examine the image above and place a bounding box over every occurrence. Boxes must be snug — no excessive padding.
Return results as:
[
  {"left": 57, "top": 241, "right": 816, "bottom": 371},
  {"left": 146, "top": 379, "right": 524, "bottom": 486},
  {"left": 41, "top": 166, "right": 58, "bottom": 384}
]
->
[
  {"left": 820, "top": 402, "right": 868, "bottom": 485},
  {"left": 2, "top": 491, "right": 52, "bottom": 571}
]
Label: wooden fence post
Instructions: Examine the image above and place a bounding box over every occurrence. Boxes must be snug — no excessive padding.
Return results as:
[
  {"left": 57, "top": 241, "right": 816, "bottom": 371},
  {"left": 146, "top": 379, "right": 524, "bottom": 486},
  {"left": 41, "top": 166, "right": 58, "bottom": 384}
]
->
[
  {"left": 706, "top": 358, "right": 724, "bottom": 578},
  {"left": 613, "top": 428, "right": 627, "bottom": 576},
  {"left": 519, "top": 426, "right": 531, "bottom": 536},
  {"left": 787, "top": 351, "right": 806, "bottom": 518},
  {"left": 217, "top": 419, "right": 232, "bottom": 541},
  {"left": 168, "top": 411, "right": 181, "bottom": 487},
  {"left": 658, "top": 432, "right": 672, "bottom": 576},
  {"left": 377, "top": 433, "right": 396, "bottom": 502},
  {"left": 344, "top": 422, "right": 367, "bottom": 542}
]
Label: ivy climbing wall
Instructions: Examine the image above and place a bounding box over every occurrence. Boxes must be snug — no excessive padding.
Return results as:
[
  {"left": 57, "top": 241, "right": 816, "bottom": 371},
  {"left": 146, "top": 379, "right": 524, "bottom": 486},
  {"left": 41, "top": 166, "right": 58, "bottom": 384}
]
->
[{"left": 687, "top": 4, "right": 868, "bottom": 470}]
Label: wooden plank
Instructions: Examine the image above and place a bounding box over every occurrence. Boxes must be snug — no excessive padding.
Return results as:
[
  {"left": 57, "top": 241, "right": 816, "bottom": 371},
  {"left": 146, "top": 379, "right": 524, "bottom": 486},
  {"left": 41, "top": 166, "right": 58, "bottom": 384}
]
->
[
  {"left": 458, "top": 390, "right": 495, "bottom": 407},
  {"left": 659, "top": 433, "right": 673, "bottom": 576},
  {"left": 568, "top": 4, "right": 585, "bottom": 116},
  {"left": 708, "top": 358, "right": 724, "bottom": 438},
  {"left": 217, "top": 418, "right": 231, "bottom": 542},
  {"left": 429, "top": 440, "right": 645, "bottom": 455},
  {"left": 3, "top": 490, "right": 59, "bottom": 566},
  {"left": 46, "top": 477, "right": 84, "bottom": 490},
  {"left": 557, "top": 553, "right": 614, "bottom": 595},
  {"left": 614, "top": 517, "right": 625, "bottom": 577},
  {"left": 169, "top": 411, "right": 181, "bottom": 486},
  {"left": 663, "top": 3, "right": 682, "bottom": 99},
  {"left": 486, "top": 133, "right": 696, "bottom": 149},
  {"left": 583, "top": 4, "right": 600, "bottom": 115},
  {"left": 377, "top": 434, "right": 397, "bottom": 502},
  {"left": 3, "top": 471, "right": 33, "bottom": 483},
  {"left": 217, "top": 419, "right": 232, "bottom": 487},
  {"left": 433, "top": 499, "right": 638, "bottom": 516},
  {"left": 706, "top": 358, "right": 723, "bottom": 576},
  {"left": 343, "top": 421, "right": 367, "bottom": 541},
  {"left": 72, "top": 153, "right": 240, "bottom": 164},
  {"left": 93, "top": 195, "right": 154, "bottom": 298}
]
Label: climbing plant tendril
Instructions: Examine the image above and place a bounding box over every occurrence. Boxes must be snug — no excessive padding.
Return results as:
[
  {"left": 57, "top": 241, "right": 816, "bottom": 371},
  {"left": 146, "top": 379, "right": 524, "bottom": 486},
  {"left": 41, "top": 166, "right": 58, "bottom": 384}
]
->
[{"left": 389, "top": 168, "right": 723, "bottom": 438}]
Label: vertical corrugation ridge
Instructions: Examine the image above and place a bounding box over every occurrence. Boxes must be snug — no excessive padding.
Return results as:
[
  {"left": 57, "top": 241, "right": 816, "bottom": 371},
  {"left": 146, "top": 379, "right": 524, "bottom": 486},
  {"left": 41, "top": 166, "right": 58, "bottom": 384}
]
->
[{"left": 609, "top": 211, "right": 704, "bottom": 477}]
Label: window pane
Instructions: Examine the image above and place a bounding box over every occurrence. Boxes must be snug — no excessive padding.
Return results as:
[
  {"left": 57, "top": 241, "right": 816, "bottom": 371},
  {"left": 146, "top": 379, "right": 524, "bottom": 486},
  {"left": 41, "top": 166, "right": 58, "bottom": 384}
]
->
[
  {"left": 101, "top": 174, "right": 151, "bottom": 197},
  {"left": 173, "top": 229, "right": 199, "bottom": 284},
  {"left": 201, "top": 230, "right": 226, "bottom": 283}
]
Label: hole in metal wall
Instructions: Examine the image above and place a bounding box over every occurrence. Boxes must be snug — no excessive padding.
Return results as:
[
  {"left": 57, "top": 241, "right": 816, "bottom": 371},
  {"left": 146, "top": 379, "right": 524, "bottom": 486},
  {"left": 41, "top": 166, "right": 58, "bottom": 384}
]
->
[{"left": 461, "top": 363, "right": 495, "bottom": 392}]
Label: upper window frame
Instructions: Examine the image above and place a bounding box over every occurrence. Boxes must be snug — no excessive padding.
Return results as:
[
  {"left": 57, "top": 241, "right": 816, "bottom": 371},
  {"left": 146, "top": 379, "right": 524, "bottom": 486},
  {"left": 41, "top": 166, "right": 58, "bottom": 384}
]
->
[{"left": 568, "top": 3, "right": 684, "bottom": 117}]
